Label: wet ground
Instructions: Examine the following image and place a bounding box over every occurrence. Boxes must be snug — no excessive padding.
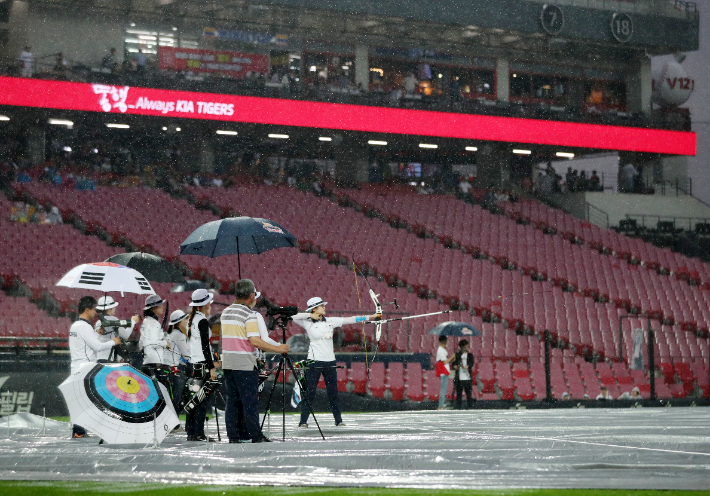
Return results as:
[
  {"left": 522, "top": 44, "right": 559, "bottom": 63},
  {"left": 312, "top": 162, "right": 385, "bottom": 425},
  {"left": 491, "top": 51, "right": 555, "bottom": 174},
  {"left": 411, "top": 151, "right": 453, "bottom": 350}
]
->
[{"left": 1, "top": 408, "right": 709, "bottom": 490}]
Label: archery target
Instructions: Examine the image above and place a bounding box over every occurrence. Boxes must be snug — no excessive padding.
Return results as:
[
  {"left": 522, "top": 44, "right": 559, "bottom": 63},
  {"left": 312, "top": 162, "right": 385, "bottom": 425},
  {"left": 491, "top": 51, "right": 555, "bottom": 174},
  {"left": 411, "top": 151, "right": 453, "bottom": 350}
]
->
[{"left": 84, "top": 364, "right": 166, "bottom": 423}]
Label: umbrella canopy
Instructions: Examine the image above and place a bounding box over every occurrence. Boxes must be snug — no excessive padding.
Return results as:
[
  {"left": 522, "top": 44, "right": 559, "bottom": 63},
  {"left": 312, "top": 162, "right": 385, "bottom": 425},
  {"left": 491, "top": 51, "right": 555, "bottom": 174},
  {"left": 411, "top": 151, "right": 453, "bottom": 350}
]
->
[
  {"left": 56, "top": 262, "right": 156, "bottom": 296},
  {"left": 429, "top": 321, "right": 481, "bottom": 337},
  {"left": 105, "top": 252, "right": 185, "bottom": 284},
  {"left": 179, "top": 216, "right": 298, "bottom": 278},
  {"left": 59, "top": 363, "right": 179, "bottom": 445}
]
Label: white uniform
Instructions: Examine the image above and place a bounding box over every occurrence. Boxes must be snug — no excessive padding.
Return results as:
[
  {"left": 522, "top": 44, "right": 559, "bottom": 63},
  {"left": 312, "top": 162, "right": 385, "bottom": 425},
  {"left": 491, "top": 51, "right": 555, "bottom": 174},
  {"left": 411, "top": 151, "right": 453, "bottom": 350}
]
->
[
  {"left": 69, "top": 318, "right": 115, "bottom": 374},
  {"left": 94, "top": 316, "right": 135, "bottom": 361},
  {"left": 188, "top": 312, "right": 212, "bottom": 364},
  {"left": 292, "top": 313, "right": 366, "bottom": 362},
  {"left": 140, "top": 315, "right": 168, "bottom": 365},
  {"left": 254, "top": 311, "right": 279, "bottom": 360},
  {"left": 164, "top": 329, "right": 189, "bottom": 366}
]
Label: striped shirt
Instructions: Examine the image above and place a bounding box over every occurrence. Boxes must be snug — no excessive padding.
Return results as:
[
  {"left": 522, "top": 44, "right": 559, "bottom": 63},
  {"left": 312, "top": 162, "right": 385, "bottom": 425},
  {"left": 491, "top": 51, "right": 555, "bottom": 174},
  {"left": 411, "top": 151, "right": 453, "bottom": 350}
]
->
[{"left": 221, "top": 303, "right": 259, "bottom": 371}]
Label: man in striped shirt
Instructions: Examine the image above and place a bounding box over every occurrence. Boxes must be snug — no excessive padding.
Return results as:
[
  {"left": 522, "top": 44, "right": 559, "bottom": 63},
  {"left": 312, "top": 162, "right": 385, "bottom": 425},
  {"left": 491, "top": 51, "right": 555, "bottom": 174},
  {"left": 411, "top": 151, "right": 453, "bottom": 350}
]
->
[{"left": 221, "top": 279, "right": 289, "bottom": 443}]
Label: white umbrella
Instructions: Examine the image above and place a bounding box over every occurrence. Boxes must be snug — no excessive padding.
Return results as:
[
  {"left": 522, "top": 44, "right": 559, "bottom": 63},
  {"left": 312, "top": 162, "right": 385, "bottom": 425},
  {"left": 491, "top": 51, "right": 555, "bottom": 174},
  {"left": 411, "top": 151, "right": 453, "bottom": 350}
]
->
[
  {"left": 59, "top": 362, "right": 179, "bottom": 445},
  {"left": 56, "top": 262, "right": 155, "bottom": 296}
]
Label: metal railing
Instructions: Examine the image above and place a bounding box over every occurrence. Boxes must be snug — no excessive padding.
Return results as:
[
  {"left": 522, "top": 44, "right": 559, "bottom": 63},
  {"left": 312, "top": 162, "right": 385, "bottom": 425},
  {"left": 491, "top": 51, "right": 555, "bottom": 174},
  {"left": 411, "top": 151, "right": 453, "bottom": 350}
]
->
[
  {"left": 586, "top": 202, "right": 609, "bottom": 228},
  {"left": 624, "top": 213, "right": 710, "bottom": 232}
]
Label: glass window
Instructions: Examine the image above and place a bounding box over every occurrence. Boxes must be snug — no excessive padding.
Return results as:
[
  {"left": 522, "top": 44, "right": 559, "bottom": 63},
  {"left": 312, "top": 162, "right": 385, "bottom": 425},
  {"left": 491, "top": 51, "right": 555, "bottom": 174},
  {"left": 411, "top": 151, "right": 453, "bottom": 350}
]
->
[{"left": 510, "top": 73, "right": 532, "bottom": 97}]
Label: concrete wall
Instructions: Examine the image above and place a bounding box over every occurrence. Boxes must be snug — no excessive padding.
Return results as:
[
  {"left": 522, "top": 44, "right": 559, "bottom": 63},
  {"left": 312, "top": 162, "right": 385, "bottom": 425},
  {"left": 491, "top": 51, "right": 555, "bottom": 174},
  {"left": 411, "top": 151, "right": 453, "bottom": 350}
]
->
[{"left": 27, "top": 9, "right": 123, "bottom": 68}]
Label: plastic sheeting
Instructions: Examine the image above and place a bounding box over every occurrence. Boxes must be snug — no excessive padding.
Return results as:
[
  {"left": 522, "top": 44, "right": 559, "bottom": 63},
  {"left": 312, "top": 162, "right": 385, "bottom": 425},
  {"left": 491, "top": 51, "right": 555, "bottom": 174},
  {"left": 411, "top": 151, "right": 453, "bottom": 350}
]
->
[{"left": 1, "top": 409, "right": 709, "bottom": 489}]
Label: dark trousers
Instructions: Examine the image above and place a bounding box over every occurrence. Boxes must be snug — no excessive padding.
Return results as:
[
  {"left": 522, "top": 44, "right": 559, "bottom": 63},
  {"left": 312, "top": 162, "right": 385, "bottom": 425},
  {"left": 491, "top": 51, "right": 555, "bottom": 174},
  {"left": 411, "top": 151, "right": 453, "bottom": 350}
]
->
[
  {"left": 185, "top": 401, "right": 207, "bottom": 437},
  {"left": 223, "top": 369, "right": 264, "bottom": 442},
  {"left": 184, "top": 365, "right": 208, "bottom": 438},
  {"left": 299, "top": 360, "right": 341, "bottom": 425},
  {"left": 72, "top": 424, "right": 86, "bottom": 436},
  {"left": 170, "top": 366, "right": 187, "bottom": 412},
  {"left": 455, "top": 379, "right": 474, "bottom": 409}
]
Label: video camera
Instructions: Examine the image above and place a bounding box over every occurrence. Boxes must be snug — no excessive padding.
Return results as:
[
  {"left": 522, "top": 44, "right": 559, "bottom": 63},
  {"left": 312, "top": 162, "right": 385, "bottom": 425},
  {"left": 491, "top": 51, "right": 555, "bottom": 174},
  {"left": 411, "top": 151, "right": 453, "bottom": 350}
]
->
[
  {"left": 99, "top": 316, "right": 134, "bottom": 330},
  {"left": 266, "top": 305, "right": 299, "bottom": 331}
]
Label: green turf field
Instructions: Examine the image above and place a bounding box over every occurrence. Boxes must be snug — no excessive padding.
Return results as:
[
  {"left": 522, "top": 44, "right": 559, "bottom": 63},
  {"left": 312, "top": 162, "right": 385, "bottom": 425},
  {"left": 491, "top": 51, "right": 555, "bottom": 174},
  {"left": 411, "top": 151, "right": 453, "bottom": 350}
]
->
[{"left": 1, "top": 483, "right": 708, "bottom": 496}]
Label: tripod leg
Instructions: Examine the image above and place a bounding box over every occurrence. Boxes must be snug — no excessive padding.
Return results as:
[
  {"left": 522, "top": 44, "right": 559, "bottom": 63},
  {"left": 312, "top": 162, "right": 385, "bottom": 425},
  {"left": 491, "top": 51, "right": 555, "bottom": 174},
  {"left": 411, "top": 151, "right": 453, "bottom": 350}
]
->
[
  {"left": 285, "top": 356, "right": 325, "bottom": 440},
  {"left": 259, "top": 359, "right": 284, "bottom": 431}
]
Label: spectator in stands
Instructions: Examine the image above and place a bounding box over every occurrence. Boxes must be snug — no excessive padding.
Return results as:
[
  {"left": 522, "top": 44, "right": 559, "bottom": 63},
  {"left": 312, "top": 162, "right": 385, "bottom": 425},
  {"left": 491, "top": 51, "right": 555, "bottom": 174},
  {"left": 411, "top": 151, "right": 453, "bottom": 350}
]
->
[
  {"left": 47, "top": 206, "right": 62, "bottom": 225},
  {"left": 403, "top": 72, "right": 418, "bottom": 95},
  {"left": 101, "top": 48, "right": 118, "bottom": 72},
  {"left": 579, "top": 170, "right": 589, "bottom": 192},
  {"left": 452, "top": 339, "right": 475, "bottom": 409},
  {"left": 293, "top": 296, "right": 379, "bottom": 427},
  {"left": 589, "top": 170, "right": 601, "bottom": 191},
  {"left": 435, "top": 336, "right": 455, "bottom": 410},
  {"left": 69, "top": 295, "right": 121, "bottom": 438},
  {"left": 596, "top": 386, "right": 613, "bottom": 401},
  {"left": 618, "top": 386, "right": 641, "bottom": 400},
  {"left": 94, "top": 296, "right": 138, "bottom": 363},
  {"left": 19, "top": 46, "right": 34, "bottom": 77},
  {"left": 135, "top": 49, "right": 147, "bottom": 73},
  {"left": 458, "top": 177, "right": 472, "bottom": 199},
  {"left": 165, "top": 310, "right": 190, "bottom": 414},
  {"left": 621, "top": 162, "right": 638, "bottom": 193},
  {"left": 482, "top": 185, "right": 498, "bottom": 213},
  {"left": 221, "top": 281, "right": 288, "bottom": 443},
  {"left": 53, "top": 52, "right": 68, "bottom": 76}
]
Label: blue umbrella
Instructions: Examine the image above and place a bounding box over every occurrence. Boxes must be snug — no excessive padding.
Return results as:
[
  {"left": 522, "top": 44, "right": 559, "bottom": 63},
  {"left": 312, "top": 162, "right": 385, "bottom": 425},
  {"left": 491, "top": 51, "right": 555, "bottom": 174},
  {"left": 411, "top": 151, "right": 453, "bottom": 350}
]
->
[
  {"left": 429, "top": 321, "right": 481, "bottom": 337},
  {"left": 180, "top": 217, "right": 297, "bottom": 279}
]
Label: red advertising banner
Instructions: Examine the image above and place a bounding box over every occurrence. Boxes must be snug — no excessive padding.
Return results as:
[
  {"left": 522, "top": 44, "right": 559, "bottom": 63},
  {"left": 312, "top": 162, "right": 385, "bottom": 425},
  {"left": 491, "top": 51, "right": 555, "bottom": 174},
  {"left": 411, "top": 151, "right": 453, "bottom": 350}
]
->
[
  {"left": 0, "top": 77, "right": 696, "bottom": 156},
  {"left": 158, "top": 47, "right": 269, "bottom": 78}
]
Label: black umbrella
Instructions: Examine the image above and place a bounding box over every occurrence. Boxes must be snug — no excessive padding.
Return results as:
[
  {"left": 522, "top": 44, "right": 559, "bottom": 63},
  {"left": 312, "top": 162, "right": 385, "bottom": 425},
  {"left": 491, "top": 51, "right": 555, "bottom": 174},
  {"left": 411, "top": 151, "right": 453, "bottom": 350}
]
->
[
  {"left": 429, "top": 321, "right": 481, "bottom": 337},
  {"left": 104, "top": 252, "right": 185, "bottom": 284},
  {"left": 179, "top": 216, "right": 297, "bottom": 279}
]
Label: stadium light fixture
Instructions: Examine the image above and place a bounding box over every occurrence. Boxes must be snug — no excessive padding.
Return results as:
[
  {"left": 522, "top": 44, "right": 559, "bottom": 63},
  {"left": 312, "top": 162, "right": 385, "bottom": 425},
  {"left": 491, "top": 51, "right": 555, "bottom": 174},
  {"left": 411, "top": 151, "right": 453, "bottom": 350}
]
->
[
  {"left": 419, "top": 143, "right": 438, "bottom": 149},
  {"left": 556, "top": 152, "right": 575, "bottom": 158},
  {"left": 319, "top": 137, "right": 332, "bottom": 142},
  {"left": 175, "top": 127, "right": 181, "bottom": 132},
  {"left": 216, "top": 130, "right": 238, "bottom": 135},
  {"left": 268, "top": 134, "right": 289, "bottom": 139},
  {"left": 48, "top": 119, "right": 73, "bottom": 128},
  {"left": 0, "top": 115, "right": 9, "bottom": 121},
  {"left": 62, "top": 146, "right": 72, "bottom": 152},
  {"left": 106, "top": 123, "right": 130, "bottom": 129},
  {"left": 368, "top": 140, "right": 387, "bottom": 146},
  {"left": 465, "top": 146, "right": 478, "bottom": 152},
  {"left": 513, "top": 149, "right": 532, "bottom": 155},
  {"left": 162, "top": 127, "right": 168, "bottom": 131}
]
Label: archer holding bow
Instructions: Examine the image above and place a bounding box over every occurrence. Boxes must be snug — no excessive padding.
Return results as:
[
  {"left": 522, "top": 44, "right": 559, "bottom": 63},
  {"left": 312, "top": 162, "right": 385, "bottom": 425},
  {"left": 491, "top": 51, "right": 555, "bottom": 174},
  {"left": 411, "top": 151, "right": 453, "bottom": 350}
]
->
[{"left": 292, "top": 296, "right": 380, "bottom": 428}]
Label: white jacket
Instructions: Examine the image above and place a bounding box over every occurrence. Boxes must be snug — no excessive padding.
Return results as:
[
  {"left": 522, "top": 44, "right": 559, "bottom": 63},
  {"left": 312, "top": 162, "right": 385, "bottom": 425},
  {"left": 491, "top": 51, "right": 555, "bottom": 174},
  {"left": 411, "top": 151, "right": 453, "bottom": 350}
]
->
[
  {"left": 140, "top": 315, "right": 168, "bottom": 365},
  {"left": 292, "top": 313, "right": 366, "bottom": 362},
  {"left": 164, "top": 330, "right": 189, "bottom": 366},
  {"left": 69, "top": 318, "right": 115, "bottom": 374}
]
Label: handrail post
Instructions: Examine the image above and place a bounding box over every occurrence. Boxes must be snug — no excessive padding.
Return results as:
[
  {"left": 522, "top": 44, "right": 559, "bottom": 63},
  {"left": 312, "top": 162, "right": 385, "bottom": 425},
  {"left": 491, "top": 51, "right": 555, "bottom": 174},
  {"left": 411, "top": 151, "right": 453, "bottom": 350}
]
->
[
  {"left": 648, "top": 317, "right": 656, "bottom": 401},
  {"left": 544, "top": 329, "right": 552, "bottom": 402}
]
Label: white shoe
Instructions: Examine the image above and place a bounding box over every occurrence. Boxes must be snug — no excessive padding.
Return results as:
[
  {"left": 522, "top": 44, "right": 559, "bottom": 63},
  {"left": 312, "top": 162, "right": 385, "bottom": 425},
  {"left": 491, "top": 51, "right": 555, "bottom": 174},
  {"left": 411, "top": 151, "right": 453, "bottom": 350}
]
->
[
  {"left": 336, "top": 422, "right": 346, "bottom": 427},
  {"left": 298, "top": 423, "right": 308, "bottom": 428}
]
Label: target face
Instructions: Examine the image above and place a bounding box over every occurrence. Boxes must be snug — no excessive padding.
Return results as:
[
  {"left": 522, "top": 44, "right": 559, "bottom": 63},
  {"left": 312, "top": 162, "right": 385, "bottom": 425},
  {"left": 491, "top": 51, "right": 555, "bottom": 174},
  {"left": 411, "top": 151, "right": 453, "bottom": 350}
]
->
[{"left": 84, "top": 364, "right": 166, "bottom": 423}]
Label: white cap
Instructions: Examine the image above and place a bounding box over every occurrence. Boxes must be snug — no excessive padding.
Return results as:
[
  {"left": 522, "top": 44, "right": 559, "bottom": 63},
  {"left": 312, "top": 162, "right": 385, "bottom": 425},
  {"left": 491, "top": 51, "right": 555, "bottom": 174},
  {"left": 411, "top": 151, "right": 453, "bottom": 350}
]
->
[
  {"left": 144, "top": 294, "right": 164, "bottom": 311},
  {"left": 96, "top": 295, "right": 118, "bottom": 311},
  {"left": 169, "top": 309, "right": 188, "bottom": 326},
  {"left": 632, "top": 386, "right": 640, "bottom": 394},
  {"left": 189, "top": 288, "right": 214, "bottom": 307},
  {"left": 306, "top": 297, "right": 327, "bottom": 312}
]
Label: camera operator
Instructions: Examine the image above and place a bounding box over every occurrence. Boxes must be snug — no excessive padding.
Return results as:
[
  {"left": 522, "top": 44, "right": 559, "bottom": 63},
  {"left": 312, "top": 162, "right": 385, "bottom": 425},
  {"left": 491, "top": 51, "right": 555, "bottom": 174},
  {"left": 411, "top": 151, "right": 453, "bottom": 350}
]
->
[
  {"left": 182, "top": 289, "right": 219, "bottom": 442},
  {"left": 139, "top": 295, "right": 172, "bottom": 392},
  {"left": 221, "top": 279, "right": 288, "bottom": 443},
  {"left": 94, "top": 296, "right": 139, "bottom": 362},
  {"left": 292, "top": 297, "right": 379, "bottom": 428},
  {"left": 68, "top": 295, "right": 121, "bottom": 438}
]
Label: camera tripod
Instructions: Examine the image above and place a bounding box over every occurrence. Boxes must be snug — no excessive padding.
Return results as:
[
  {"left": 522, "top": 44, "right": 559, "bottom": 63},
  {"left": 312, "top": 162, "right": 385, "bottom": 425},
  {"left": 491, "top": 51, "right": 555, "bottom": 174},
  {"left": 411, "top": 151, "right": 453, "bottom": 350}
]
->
[{"left": 260, "top": 315, "right": 324, "bottom": 441}]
